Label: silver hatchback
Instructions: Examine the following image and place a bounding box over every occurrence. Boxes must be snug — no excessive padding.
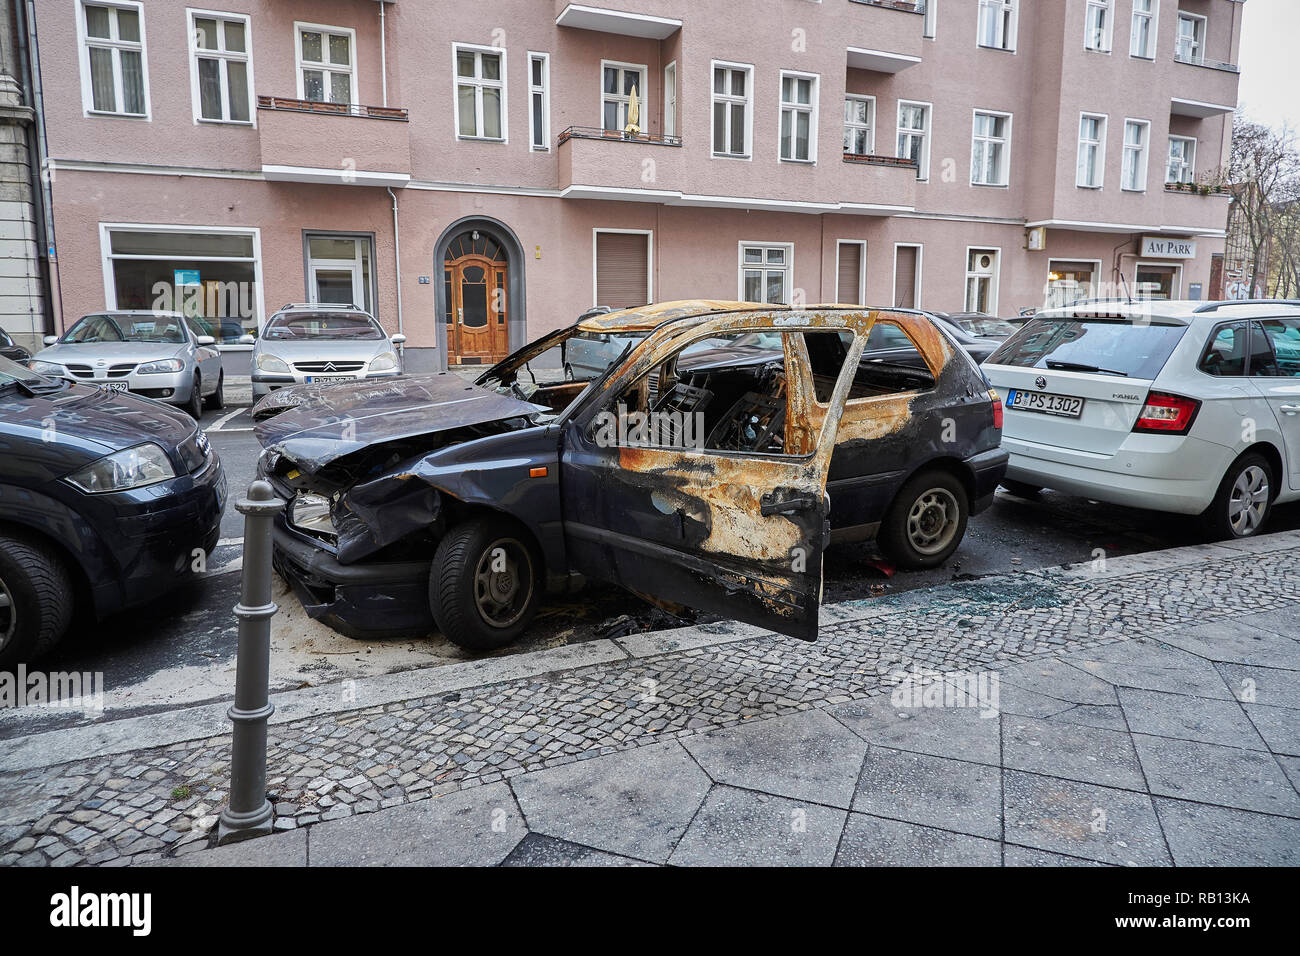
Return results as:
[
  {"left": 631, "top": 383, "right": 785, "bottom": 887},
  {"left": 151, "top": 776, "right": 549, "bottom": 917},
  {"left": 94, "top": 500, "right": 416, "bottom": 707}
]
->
[{"left": 251, "top": 304, "right": 405, "bottom": 399}]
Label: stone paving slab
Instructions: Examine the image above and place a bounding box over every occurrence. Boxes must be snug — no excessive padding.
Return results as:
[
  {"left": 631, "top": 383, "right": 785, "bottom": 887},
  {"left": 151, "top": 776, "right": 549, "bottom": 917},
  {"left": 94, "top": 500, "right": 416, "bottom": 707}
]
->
[
  {"left": 850, "top": 747, "right": 1002, "bottom": 840},
  {"left": 1153, "top": 799, "right": 1300, "bottom": 867},
  {"left": 1117, "top": 688, "right": 1270, "bottom": 751},
  {"left": 667, "top": 785, "right": 846, "bottom": 867},
  {"left": 1001, "top": 715, "right": 1146, "bottom": 790},
  {"left": 835, "top": 813, "right": 1002, "bottom": 866},
  {"left": 1130, "top": 734, "right": 1300, "bottom": 817}
]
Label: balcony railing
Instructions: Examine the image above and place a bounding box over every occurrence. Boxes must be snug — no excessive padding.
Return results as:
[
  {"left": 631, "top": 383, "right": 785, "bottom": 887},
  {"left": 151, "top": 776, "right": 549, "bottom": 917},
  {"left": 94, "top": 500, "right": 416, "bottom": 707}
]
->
[
  {"left": 1172, "top": 53, "right": 1239, "bottom": 73},
  {"left": 556, "top": 125, "right": 682, "bottom": 147},
  {"left": 256, "top": 96, "right": 409, "bottom": 121},
  {"left": 1164, "top": 181, "right": 1231, "bottom": 196},
  {"left": 849, "top": 0, "right": 922, "bottom": 12},
  {"left": 843, "top": 152, "right": 919, "bottom": 170}
]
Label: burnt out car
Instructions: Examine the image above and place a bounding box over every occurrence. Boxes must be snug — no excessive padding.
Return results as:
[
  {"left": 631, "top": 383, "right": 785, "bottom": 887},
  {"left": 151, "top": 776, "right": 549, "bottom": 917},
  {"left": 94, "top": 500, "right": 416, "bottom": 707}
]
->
[{"left": 256, "top": 301, "right": 1006, "bottom": 652}]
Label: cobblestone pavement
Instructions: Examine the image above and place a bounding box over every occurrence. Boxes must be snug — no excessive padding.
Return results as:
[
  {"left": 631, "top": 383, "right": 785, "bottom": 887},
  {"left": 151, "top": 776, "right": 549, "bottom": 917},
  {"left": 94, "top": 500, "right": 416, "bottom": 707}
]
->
[{"left": 1, "top": 537, "right": 1298, "bottom": 866}]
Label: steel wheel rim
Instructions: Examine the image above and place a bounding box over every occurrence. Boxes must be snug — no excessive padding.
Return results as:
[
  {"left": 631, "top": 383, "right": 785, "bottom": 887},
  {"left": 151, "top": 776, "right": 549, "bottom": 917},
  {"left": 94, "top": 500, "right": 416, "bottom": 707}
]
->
[
  {"left": 1228, "top": 465, "right": 1269, "bottom": 536},
  {"left": 906, "top": 487, "right": 960, "bottom": 555},
  {"left": 473, "top": 538, "right": 533, "bottom": 629},
  {"left": 0, "top": 578, "right": 14, "bottom": 652}
]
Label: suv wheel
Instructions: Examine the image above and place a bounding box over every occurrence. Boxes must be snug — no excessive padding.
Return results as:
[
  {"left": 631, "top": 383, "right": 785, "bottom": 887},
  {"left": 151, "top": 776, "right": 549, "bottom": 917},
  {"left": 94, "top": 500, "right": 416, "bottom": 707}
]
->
[
  {"left": 0, "top": 531, "right": 74, "bottom": 669},
  {"left": 1204, "top": 453, "right": 1273, "bottom": 539},
  {"left": 429, "top": 517, "right": 540, "bottom": 652},
  {"left": 204, "top": 370, "right": 225, "bottom": 411},
  {"left": 186, "top": 372, "right": 203, "bottom": 419},
  {"left": 879, "top": 470, "right": 970, "bottom": 570}
]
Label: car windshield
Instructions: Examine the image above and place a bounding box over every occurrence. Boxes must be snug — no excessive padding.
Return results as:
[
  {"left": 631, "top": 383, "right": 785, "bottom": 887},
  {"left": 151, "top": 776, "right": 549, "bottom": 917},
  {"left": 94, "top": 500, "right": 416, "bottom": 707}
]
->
[
  {"left": 948, "top": 315, "right": 1019, "bottom": 337},
  {"left": 988, "top": 317, "right": 1188, "bottom": 379},
  {"left": 262, "top": 312, "right": 383, "bottom": 340},
  {"left": 62, "top": 313, "right": 186, "bottom": 344}
]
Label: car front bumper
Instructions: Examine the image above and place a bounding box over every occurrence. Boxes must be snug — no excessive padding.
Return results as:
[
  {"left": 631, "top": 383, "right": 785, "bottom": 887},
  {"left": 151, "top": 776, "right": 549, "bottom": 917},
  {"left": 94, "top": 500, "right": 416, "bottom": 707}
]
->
[
  {"left": 56, "top": 368, "right": 197, "bottom": 406},
  {"left": 252, "top": 368, "right": 401, "bottom": 398}
]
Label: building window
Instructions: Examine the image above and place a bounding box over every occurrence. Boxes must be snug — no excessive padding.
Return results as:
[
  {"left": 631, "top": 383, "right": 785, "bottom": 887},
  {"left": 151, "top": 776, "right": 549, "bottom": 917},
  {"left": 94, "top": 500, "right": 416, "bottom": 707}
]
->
[
  {"left": 971, "top": 110, "right": 1011, "bottom": 186},
  {"left": 528, "top": 53, "right": 549, "bottom": 150},
  {"left": 304, "top": 234, "right": 374, "bottom": 314},
  {"left": 1167, "top": 136, "right": 1197, "bottom": 185},
  {"left": 601, "top": 61, "right": 647, "bottom": 132},
  {"left": 664, "top": 62, "right": 677, "bottom": 138},
  {"left": 296, "top": 23, "right": 355, "bottom": 105},
  {"left": 1077, "top": 113, "right": 1107, "bottom": 188},
  {"left": 894, "top": 244, "right": 922, "bottom": 308},
  {"left": 594, "top": 230, "right": 652, "bottom": 309},
  {"left": 843, "top": 95, "right": 874, "bottom": 155},
  {"left": 1046, "top": 261, "right": 1098, "bottom": 309},
  {"left": 922, "top": 0, "right": 937, "bottom": 39},
  {"left": 1122, "top": 119, "right": 1150, "bottom": 192},
  {"left": 102, "top": 226, "right": 260, "bottom": 339},
  {"left": 78, "top": 2, "right": 149, "bottom": 117},
  {"left": 1130, "top": 0, "right": 1156, "bottom": 59},
  {"left": 711, "top": 62, "right": 752, "bottom": 158},
  {"left": 189, "top": 12, "right": 252, "bottom": 124},
  {"left": 779, "top": 72, "right": 817, "bottom": 163},
  {"left": 965, "top": 249, "right": 1000, "bottom": 314},
  {"left": 739, "top": 243, "right": 792, "bottom": 304},
  {"left": 455, "top": 45, "right": 506, "bottom": 140},
  {"left": 977, "top": 0, "right": 1017, "bottom": 51},
  {"left": 1084, "top": 0, "right": 1112, "bottom": 52},
  {"left": 836, "top": 241, "right": 866, "bottom": 306},
  {"left": 1176, "top": 13, "right": 1206, "bottom": 64},
  {"left": 897, "top": 101, "right": 932, "bottom": 180}
]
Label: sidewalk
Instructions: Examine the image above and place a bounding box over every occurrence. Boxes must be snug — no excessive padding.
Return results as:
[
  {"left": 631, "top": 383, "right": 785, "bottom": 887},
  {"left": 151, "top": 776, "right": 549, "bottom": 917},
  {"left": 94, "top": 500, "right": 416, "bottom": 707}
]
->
[{"left": 2, "top": 533, "right": 1298, "bottom": 866}]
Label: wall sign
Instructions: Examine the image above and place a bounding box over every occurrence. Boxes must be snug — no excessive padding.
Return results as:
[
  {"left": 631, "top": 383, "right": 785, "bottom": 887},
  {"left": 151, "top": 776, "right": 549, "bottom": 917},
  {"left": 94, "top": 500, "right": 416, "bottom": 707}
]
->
[{"left": 1140, "top": 237, "right": 1197, "bottom": 259}]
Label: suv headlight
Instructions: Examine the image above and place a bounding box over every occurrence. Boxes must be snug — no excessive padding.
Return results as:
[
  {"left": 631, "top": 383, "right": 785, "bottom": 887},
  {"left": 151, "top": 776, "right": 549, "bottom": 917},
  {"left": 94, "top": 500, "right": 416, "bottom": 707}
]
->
[
  {"left": 65, "top": 442, "right": 176, "bottom": 493},
  {"left": 28, "top": 360, "right": 63, "bottom": 376},
  {"left": 288, "top": 492, "right": 336, "bottom": 538},
  {"left": 256, "top": 353, "right": 291, "bottom": 373},
  {"left": 369, "top": 351, "right": 398, "bottom": 372},
  {"left": 138, "top": 358, "right": 184, "bottom": 374}
]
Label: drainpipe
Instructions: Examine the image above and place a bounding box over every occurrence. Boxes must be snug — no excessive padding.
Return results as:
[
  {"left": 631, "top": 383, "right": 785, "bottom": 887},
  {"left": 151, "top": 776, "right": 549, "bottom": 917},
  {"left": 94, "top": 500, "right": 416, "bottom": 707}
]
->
[
  {"left": 387, "top": 186, "right": 404, "bottom": 354},
  {"left": 15, "top": 0, "right": 60, "bottom": 335},
  {"left": 378, "top": 2, "right": 388, "bottom": 108}
]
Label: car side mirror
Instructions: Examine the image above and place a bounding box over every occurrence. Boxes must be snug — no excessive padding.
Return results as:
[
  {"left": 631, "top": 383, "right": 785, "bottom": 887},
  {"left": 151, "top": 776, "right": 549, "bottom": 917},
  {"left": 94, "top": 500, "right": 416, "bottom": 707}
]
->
[
  {"left": 196, "top": 335, "right": 215, "bottom": 346},
  {"left": 391, "top": 333, "right": 406, "bottom": 345},
  {"left": 43, "top": 335, "right": 57, "bottom": 346},
  {"left": 238, "top": 334, "right": 255, "bottom": 345}
]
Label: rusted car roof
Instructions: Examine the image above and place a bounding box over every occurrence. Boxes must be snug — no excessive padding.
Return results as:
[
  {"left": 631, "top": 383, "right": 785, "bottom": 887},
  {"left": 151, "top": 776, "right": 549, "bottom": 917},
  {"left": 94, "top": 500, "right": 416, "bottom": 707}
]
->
[{"left": 577, "top": 299, "right": 778, "bottom": 332}]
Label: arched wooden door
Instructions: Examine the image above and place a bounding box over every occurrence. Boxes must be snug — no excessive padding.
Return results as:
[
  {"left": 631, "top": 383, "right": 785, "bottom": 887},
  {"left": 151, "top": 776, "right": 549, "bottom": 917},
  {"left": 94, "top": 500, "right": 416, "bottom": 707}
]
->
[{"left": 445, "top": 231, "right": 509, "bottom": 364}]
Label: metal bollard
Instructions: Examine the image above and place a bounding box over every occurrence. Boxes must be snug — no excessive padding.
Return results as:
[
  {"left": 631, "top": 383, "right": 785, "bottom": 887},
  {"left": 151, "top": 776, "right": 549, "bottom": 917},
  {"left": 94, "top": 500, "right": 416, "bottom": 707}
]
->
[{"left": 217, "top": 479, "right": 285, "bottom": 846}]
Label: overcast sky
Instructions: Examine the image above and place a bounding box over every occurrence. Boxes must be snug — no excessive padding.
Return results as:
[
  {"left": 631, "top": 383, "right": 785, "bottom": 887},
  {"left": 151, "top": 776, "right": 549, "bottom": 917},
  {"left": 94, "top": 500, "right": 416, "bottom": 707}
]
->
[{"left": 1237, "top": 0, "right": 1298, "bottom": 131}]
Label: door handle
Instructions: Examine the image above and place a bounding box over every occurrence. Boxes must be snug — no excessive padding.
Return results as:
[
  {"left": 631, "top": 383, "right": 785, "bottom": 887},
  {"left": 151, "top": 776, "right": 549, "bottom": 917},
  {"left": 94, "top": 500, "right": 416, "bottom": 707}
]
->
[
  {"left": 760, "top": 493, "right": 818, "bottom": 517},
  {"left": 1280, "top": 404, "right": 1300, "bottom": 415}
]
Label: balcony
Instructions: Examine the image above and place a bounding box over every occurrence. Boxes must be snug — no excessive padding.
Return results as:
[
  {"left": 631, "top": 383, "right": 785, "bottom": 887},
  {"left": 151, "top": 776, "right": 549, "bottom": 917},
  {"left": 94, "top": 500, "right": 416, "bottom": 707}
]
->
[
  {"left": 554, "top": 2, "right": 682, "bottom": 38},
  {"left": 256, "top": 96, "right": 411, "bottom": 187},
  {"left": 557, "top": 125, "right": 685, "bottom": 202},
  {"left": 1163, "top": 181, "right": 1231, "bottom": 197},
  {"left": 1170, "top": 52, "right": 1240, "bottom": 115}
]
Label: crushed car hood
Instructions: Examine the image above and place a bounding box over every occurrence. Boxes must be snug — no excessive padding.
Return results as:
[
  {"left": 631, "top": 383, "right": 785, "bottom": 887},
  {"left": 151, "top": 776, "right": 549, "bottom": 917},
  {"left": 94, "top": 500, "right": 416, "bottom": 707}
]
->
[{"left": 253, "top": 372, "right": 547, "bottom": 474}]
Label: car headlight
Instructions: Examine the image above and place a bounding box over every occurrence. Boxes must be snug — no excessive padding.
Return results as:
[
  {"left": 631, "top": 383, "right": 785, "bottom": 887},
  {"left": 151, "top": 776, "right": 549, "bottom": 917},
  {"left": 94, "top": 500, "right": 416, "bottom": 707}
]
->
[
  {"left": 137, "top": 358, "right": 184, "bottom": 374},
  {"left": 28, "top": 360, "right": 63, "bottom": 376},
  {"left": 256, "top": 353, "right": 291, "bottom": 373},
  {"left": 65, "top": 442, "right": 177, "bottom": 493},
  {"left": 288, "top": 492, "right": 336, "bottom": 538},
  {"left": 369, "top": 351, "right": 398, "bottom": 372}
]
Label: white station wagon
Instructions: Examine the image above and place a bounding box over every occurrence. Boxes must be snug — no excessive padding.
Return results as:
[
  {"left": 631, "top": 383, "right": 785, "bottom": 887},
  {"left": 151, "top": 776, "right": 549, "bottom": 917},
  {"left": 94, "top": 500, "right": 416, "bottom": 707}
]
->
[{"left": 983, "top": 299, "right": 1300, "bottom": 539}]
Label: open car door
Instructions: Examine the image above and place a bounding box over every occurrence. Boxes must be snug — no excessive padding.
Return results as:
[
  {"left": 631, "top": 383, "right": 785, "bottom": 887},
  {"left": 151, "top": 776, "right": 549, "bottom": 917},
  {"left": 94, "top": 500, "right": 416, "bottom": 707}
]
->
[{"left": 558, "top": 309, "right": 872, "bottom": 641}]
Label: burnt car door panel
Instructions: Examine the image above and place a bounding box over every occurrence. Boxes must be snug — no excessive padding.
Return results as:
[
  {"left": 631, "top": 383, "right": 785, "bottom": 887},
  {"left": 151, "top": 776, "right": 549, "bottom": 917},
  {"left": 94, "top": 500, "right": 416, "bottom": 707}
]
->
[{"left": 558, "top": 312, "right": 872, "bottom": 641}]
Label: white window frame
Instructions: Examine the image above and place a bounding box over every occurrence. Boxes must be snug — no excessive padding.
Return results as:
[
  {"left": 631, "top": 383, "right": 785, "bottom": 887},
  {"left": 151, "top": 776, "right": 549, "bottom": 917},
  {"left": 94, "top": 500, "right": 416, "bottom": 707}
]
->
[
  {"left": 1084, "top": 0, "right": 1113, "bottom": 53},
  {"left": 897, "top": 99, "right": 933, "bottom": 182},
  {"left": 527, "top": 51, "right": 549, "bottom": 151},
  {"left": 1167, "top": 135, "right": 1197, "bottom": 185},
  {"left": 1046, "top": 258, "right": 1103, "bottom": 308},
  {"left": 970, "top": 109, "right": 1012, "bottom": 186},
  {"left": 778, "top": 70, "right": 819, "bottom": 164},
  {"left": 964, "top": 247, "right": 1001, "bottom": 315},
  {"left": 187, "top": 9, "right": 254, "bottom": 126},
  {"left": 1130, "top": 0, "right": 1158, "bottom": 60},
  {"left": 600, "top": 59, "right": 648, "bottom": 133},
  {"left": 294, "top": 22, "right": 357, "bottom": 105},
  {"left": 711, "top": 60, "right": 753, "bottom": 160},
  {"left": 843, "top": 94, "right": 875, "bottom": 156},
  {"left": 892, "top": 243, "right": 924, "bottom": 309},
  {"left": 1121, "top": 119, "right": 1151, "bottom": 192},
  {"left": 1176, "top": 12, "right": 1207, "bottom": 65},
  {"left": 76, "top": 1, "right": 151, "bottom": 119},
  {"left": 976, "top": 0, "right": 1018, "bottom": 52},
  {"left": 663, "top": 61, "right": 677, "bottom": 138},
  {"left": 453, "top": 42, "right": 507, "bottom": 142},
  {"left": 737, "top": 242, "right": 794, "bottom": 305},
  {"left": 592, "top": 228, "right": 654, "bottom": 308},
  {"left": 835, "top": 240, "right": 867, "bottom": 305},
  {"left": 1077, "top": 112, "right": 1108, "bottom": 189}
]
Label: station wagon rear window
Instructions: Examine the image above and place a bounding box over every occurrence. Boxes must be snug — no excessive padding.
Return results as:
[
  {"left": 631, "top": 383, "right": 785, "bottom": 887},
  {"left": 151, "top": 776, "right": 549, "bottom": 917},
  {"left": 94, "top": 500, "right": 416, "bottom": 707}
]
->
[{"left": 988, "top": 317, "right": 1186, "bottom": 380}]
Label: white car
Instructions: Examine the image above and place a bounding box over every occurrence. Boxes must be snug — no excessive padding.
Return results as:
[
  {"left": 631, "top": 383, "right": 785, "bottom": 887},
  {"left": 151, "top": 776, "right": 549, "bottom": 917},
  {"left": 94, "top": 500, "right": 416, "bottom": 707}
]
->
[
  {"left": 982, "top": 299, "right": 1300, "bottom": 539},
  {"left": 250, "top": 303, "right": 405, "bottom": 400}
]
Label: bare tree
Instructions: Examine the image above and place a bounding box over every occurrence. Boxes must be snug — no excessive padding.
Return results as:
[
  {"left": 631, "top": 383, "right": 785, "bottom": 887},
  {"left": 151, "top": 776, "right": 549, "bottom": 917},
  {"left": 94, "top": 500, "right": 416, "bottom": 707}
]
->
[{"left": 1220, "top": 114, "right": 1300, "bottom": 297}]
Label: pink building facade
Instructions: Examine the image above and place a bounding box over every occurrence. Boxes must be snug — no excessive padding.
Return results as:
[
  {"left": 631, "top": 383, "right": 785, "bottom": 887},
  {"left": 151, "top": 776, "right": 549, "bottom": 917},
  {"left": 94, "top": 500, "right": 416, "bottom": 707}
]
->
[{"left": 34, "top": 0, "right": 1243, "bottom": 368}]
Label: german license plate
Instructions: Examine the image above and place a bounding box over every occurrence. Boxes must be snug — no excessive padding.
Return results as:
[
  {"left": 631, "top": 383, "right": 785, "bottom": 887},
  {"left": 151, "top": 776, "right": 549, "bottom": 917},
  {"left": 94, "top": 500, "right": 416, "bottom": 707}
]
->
[
  {"left": 102, "top": 382, "right": 128, "bottom": 392},
  {"left": 305, "top": 375, "right": 352, "bottom": 384},
  {"left": 1006, "top": 389, "right": 1084, "bottom": 418}
]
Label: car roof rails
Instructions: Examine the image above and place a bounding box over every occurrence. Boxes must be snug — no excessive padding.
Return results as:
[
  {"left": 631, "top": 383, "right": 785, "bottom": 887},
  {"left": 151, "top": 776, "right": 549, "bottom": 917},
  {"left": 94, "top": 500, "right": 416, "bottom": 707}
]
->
[
  {"left": 1193, "top": 299, "right": 1300, "bottom": 313},
  {"left": 277, "top": 301, "right": 363, "bottom": 312}
]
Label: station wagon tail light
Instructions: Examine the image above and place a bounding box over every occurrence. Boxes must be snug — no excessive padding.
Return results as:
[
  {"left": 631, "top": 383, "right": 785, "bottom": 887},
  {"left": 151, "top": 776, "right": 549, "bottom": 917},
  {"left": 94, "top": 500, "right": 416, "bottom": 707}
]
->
[
  {"left": 989, "top": 389, "right": 1003, "bottom": 429},
  {"left": 1133, "top": 392, "right": 1201, "bottom": 435}
]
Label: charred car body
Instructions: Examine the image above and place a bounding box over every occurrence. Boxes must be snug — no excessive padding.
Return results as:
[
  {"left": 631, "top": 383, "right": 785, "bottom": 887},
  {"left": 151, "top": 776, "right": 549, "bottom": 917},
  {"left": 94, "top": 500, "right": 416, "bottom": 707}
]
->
[{"left": 256, "top": 301, "right": 1006, "bottom": 651}]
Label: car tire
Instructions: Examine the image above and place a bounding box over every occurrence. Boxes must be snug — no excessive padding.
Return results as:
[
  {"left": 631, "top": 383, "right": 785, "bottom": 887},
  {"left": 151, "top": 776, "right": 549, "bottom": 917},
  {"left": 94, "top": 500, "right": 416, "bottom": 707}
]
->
[
  {"left": 429, "top": 517, "right": 541, "bottom": 653},
  {"left": 186, "top": 373, "right": 203, "bottom": 419},
  {"left": 999, "top": 479, "right": 1043, "bottom": 498},
  {"left": 0, "top": 531, "right": 74, "bottom": 669},
  {"left": 878, "top": 469, "right": 970, "bottom": 570},
  {"left": 204, "top": 370, "right": 225, "bottom": 411},
  {"left": 1203, "top": 453, "right": 1273, "bottom": 540}
]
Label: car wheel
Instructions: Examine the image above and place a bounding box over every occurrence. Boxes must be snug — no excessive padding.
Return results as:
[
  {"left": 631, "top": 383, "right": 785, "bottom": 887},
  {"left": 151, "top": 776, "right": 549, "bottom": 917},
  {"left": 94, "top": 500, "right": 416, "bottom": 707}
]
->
[
  {"left": 1000, "top": 479, "right": 1043, "bottom": 498},
  {"left": 204, "top": 370, "right": 225, "bottom": 411},
  {"left": 186, "top": 373, "right": 203, "bottom": 419},
  {"left": 1204, "top": 453, "right": 1273, "bottom": 540},
  {"left": 0, "top": 531, "right": 74, "bottom": 669},
  {"left": 429, "top": 517, "right": 541, "bottom": 652},
  {"left": 879, "top": 470, "right": 970, "bottom": 570}
]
